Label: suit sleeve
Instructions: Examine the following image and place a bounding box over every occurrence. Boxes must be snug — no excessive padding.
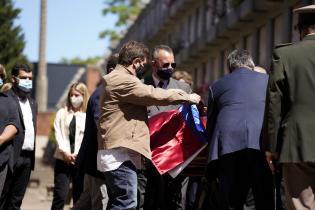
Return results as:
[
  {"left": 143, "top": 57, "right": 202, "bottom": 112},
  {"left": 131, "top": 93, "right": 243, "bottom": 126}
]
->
[
  {"left": 75, "top": 99, "right": 93, "bottom": 171},
  {"left": 4, "top": 101, "right": 20, "bottom": 133},
  {"left": 262, "top": 49, "right": 286, "bottom": 153},
  {"left": 112, "top": 76, "right": 195, "bottom": 106},
  {"left": 206, "top": 86, "right": 218, "bottom": 140}
]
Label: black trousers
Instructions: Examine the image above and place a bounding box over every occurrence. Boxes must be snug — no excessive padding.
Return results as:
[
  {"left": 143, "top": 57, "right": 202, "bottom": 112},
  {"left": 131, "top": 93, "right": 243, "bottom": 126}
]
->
[
  {"left": 0, "top": 151, "right": 32, "bottom": 210},
  {"left": 137, "top": 160, "right": 188, "bottom": 210},
  {"left": 51, "top": 159, "right": 77, "bottom": 210},
  {"left": 216, "top": 149, "right": 274, "bottom": 210}
]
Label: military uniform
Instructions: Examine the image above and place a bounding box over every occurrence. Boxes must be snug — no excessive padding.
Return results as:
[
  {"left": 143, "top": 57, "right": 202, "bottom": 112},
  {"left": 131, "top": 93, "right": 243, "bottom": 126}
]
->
[{"left": 263, "top": 4, "right": 315, "bottom": 210}]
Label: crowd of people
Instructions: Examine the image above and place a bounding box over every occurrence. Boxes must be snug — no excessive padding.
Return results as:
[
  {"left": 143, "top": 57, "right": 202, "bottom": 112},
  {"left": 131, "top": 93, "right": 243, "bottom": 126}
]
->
[{"left": 0, "top": 4, "right": 315, "bottom": 210}]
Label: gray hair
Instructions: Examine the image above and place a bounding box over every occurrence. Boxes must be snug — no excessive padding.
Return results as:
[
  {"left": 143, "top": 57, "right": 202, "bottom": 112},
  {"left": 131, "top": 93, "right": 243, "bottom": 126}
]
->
[
  {"left": 227, "top": 49, "right": 255, "bottom": 72},
  {"left": 152, "top": 45, "right": 173, "bottom": 60}
]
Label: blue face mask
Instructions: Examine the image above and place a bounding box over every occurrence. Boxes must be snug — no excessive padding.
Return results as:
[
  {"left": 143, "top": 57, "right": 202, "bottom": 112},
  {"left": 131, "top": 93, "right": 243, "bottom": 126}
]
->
[
  {"left": 0, "top": 78, "right": 3, "bottom": 87},
  {"left": 18, "top": 79, "right": 32, "bottom": 93}
]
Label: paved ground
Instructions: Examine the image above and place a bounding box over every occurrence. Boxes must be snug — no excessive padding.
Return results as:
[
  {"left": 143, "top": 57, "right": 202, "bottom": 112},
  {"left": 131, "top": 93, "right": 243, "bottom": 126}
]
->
[
  {"left": 21, "top": 187, "right": 72, "bottom": 210},
  {"left": 22, "top": 189, "right": 72, "bottom": 210},
  {"left": 20, "top": 136, "right": 72, "bottom": 210}
]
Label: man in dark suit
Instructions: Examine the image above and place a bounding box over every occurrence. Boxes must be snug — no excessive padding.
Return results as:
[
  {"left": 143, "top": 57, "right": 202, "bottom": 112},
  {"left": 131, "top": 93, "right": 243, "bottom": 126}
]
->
[
  {"left": 137, "top": 45, "right": 191, "bottom": 210},
  {"left": 206, "top": 49, "right": 273, "bottom": 210},
  {"left": 263, "top": 5, "right": 315, "bottom": 209},
  {"left": 0, "top": 64, "right": 37, "bottom": 210}
]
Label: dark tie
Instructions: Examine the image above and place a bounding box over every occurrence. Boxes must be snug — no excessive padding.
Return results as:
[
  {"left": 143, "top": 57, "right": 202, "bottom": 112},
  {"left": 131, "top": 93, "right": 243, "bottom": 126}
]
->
[{"left": 158, "top": 81, "right": 164, "bottom": 88}]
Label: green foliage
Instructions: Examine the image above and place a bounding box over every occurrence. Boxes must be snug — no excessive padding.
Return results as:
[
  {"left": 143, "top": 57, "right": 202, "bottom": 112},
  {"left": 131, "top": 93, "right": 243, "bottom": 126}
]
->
[
  {"left": 0, "top": 0, "right": 28, "bottom": 75},
  {"left": 100, "top": 0, "right": 143, "bottom": 42},
  {"left": 99, "top": 29, "right": 120, "bottom": 40},
  {"left": 60, "top": 56, "right": 103, "bottom": 65}
]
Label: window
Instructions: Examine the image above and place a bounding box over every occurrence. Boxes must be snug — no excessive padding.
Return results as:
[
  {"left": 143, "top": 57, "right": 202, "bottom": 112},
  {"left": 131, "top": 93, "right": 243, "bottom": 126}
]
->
[
  {"left": 244, "top": 34, "right": 254, "bottom": 55},
  {"left": 205, "top": 61, "right": 212, "bottom": 83},
  {"left": 273, "top": 15, "right": 284, "bottom": 46},
  {"left": 205, "top": 0, "right": 214, "bottom": 31},
  {"left": 258, "top": 25, "right": 267, "bottom": 66},
  {"left": 190, "top": 13, "right": 195, "bottom": 43}
]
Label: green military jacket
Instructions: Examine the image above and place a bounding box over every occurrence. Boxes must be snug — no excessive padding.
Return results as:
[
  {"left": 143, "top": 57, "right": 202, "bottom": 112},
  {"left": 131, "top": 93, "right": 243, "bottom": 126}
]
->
[{"left": 263, "top": 34, "right": 315, "bottom": 163}]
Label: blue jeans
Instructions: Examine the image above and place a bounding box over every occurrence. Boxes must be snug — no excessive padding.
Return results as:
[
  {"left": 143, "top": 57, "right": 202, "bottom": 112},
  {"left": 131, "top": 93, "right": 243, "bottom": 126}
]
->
[{"left": 104, "top": 161, "right": 137, "bottom": 210}]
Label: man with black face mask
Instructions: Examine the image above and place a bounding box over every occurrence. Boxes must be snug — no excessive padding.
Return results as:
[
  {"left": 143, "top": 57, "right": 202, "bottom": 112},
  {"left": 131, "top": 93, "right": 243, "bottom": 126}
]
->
[
  {"left": 138, "top": 45, "right": 192, "bottom": 210},
  {"left": 0, "top": 64, "right": 37, "bottom": 210}
]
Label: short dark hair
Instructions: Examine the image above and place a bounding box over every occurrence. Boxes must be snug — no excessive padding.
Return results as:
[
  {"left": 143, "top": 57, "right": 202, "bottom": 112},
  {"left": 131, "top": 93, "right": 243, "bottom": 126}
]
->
[
  {"left": 297, "top": 13, "right": 315, "bottom": 31},
  {"left": 11, "top": 64, "right": 32, "bottom": 77},
  {"left": 106, "top": 53, "right": 119, "bottom": 73},
  {"left": 152, "top": 45, "right": 173, "bottom": 60},
  {"left": 227, "top": 49, "right": 254, "bottom": 72},
  {"left": 118, "top": 41, "right": 149, "bottom": 66}
]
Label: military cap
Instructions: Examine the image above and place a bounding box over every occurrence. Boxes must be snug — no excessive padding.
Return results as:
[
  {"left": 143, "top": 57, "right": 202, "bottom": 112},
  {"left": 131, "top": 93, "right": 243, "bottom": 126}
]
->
[
  {"left": 294, "top": 5, "right": 315, "bottom": 14},
  {"left": 293, "top": 5, "right": 315, "bottom": 29}
]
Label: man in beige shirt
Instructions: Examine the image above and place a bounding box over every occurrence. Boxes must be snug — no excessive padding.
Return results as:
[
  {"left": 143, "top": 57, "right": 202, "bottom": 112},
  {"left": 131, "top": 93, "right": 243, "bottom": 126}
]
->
[{"left": 97, "top": 41, "right": 200, "bottom": 210}]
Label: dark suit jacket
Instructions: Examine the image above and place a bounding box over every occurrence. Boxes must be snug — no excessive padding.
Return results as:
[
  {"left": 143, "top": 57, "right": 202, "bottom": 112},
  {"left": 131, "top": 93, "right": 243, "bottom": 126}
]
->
[
  {"left": 144, "top": 76, "right": 192, "bottom": 117},
  {"left": 207, "top": 68, "right": 268, "bottom": 161},
  {"left": 75, "top": 85, "right": 103, "bottom": 178},
  {"left": 0, "top": 92, "right": 20, "bottom": 172},
  {"left": 263, "top": 34, "right": 315, "bottom": 163},
  {"left": 5, "top": 89, "right": 37, "bottom": 170}
]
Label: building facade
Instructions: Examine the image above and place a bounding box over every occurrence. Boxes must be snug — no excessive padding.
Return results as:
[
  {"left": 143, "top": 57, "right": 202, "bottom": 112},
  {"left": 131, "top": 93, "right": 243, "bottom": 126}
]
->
[{"left": 113, "top": 0, "right": 314, "bottom": 98}]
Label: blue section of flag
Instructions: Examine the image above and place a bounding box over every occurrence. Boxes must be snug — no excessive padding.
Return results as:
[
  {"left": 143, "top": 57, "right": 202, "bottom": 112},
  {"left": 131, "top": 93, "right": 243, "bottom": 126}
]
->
[{"left": 179, "top": 104, "right": 208, "bottom": 144}]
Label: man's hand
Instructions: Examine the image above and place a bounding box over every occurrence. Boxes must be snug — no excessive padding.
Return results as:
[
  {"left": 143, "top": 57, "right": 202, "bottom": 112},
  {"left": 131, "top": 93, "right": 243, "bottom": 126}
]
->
[
  {"left": 197, "top": 100, "right": 207, "bottom": 116},
  {"left": 265, "top": 151, "right": 279, "bottom": 174},
  {"left": 189, "top": 93, "right": 201, "bottom": 104}
]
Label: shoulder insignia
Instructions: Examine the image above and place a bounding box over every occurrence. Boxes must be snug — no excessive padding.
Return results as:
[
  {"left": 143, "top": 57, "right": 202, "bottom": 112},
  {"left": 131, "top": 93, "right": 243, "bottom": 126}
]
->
[{"left": 275, "top": 43, "right": 292, "bottom": 48}]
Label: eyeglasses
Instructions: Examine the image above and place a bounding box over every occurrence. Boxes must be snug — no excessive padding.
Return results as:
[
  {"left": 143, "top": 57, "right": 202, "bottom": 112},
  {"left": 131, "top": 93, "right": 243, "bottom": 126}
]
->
[{"left": 161, "top": 62, "right": 176, "bottom": 69}]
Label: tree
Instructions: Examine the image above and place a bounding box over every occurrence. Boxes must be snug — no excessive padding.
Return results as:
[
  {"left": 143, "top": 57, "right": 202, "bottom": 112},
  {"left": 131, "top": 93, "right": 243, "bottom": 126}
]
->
[
  {"left": 99, "top": 0, "right": 145, "bottom": 44},
  {"left": 0, "top": 0, "right": 28, "bottom": 75}
]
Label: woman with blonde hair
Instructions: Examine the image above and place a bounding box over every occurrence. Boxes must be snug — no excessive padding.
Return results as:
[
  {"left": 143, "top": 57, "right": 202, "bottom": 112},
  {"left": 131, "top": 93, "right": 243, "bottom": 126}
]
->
[{"left": 51, "top": 83, "right": 89, "bottom": 210}]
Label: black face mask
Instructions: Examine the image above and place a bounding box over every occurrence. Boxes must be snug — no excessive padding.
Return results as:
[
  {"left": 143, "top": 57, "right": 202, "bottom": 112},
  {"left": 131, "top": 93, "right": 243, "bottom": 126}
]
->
[
  {"left": 136, "top": 65, "right": 146, "bottom": 79},
  {"left": 156, "top": 68, "right": 175, "bottom": 80}
]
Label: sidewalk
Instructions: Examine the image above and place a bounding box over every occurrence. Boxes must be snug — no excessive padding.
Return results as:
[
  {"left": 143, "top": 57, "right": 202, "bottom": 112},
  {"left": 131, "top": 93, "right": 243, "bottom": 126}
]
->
[
  {"left": 20, "top": 136, "right": 72, "bottom": 210},
  {"left": 22, "top": 187, "right": 72, "bottom": 210}
]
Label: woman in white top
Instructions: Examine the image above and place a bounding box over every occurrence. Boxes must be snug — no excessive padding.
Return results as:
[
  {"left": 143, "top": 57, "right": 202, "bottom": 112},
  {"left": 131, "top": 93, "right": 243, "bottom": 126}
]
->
[{"left": 51, "top": 83, "right": 89, "bottom": 210}]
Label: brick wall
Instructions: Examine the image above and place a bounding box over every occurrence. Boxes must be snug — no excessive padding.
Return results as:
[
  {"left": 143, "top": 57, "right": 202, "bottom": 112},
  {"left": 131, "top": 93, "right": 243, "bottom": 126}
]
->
[
  {"left": 36, "top": 112, "right": 54, "bottom": 136},
  {"left": 86, "top": 65, "right": 102, "bottom": 95}
]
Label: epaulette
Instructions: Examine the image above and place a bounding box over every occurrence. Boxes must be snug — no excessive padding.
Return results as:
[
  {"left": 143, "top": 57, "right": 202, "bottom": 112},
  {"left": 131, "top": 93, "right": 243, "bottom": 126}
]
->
[{"left": 275, "top": 43, "right": 292, "bottom": 48}]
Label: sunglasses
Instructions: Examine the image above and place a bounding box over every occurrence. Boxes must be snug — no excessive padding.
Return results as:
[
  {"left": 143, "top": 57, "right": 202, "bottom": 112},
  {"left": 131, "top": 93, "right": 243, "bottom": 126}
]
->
[{"left": 161, "top": 62, "right": 176, "bottom": 69}]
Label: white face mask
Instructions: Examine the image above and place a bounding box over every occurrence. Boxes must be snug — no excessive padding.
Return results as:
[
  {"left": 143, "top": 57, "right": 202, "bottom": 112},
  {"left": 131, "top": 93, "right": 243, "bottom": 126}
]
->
[
  {"left": 18, "top": 79, "right": 32, "bottom": 93},
  {"left": 70, "top": 95, "right": 83, "bottom": 108}
]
